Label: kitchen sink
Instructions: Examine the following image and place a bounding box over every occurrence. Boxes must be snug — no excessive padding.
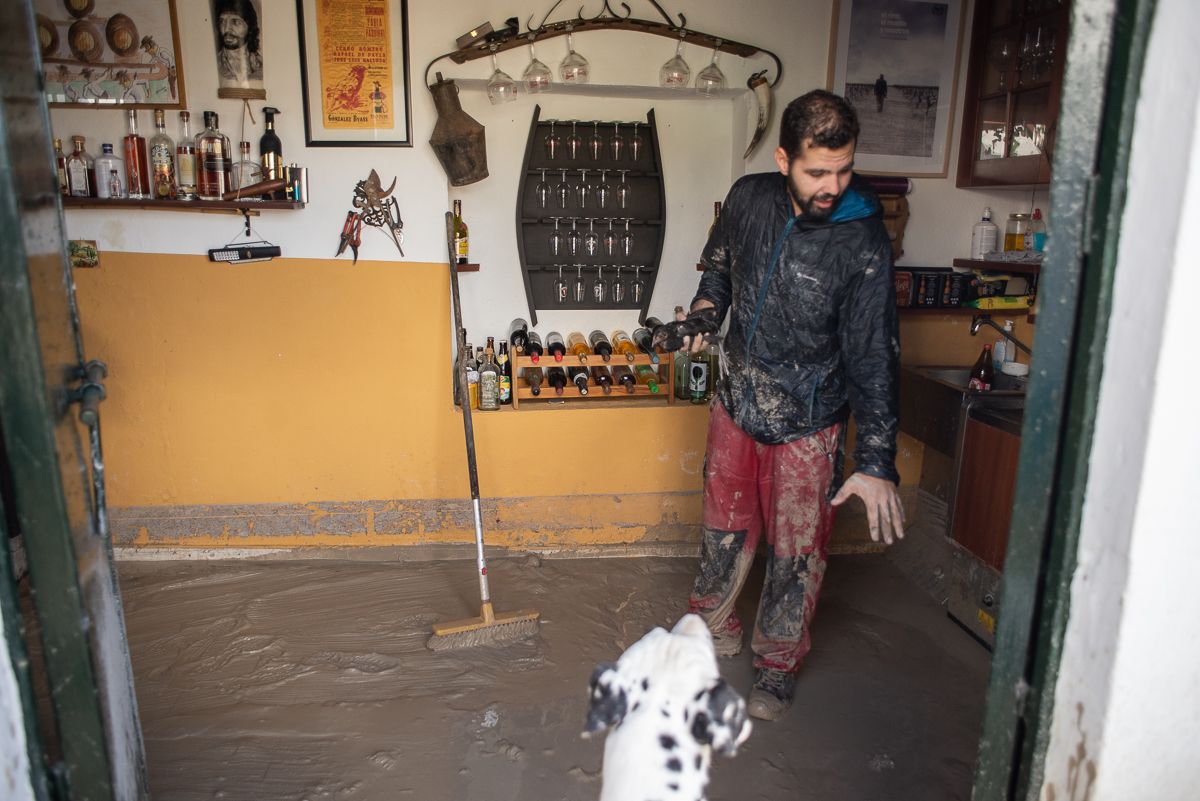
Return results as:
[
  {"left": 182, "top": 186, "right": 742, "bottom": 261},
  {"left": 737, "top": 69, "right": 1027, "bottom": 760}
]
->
[
  {"left": 899, "top": 364, "right": 1026, "bottom": 455},
  {"left": 916, "top": 366, "right": 1028, "bottom": 395}
]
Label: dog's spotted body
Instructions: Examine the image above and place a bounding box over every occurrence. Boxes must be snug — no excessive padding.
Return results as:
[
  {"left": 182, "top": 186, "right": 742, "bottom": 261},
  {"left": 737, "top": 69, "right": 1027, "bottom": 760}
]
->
[{"left": 585, "top": 615, "right": 751, "bottom": 801}]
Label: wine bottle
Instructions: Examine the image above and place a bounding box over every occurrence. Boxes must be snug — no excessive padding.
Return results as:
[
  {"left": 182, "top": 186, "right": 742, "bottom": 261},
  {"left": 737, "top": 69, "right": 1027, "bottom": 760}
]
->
[
  {"left": 567, "top": 331, "right": 591, "bottom": 363},
  {"left": 123, "top": 109, "right": 150, "bottom": 199},
  {"left": 508, "top": 318, "right": 530, "bottom": 352},
  {"left": 589, "top": 366, "right": 614, "bottom": 395},
  {"left": 524, "top": 367, "right": 544, "bottom": 396},
  {"left": 453, "top": 328, "right": 468, "bottom": 407},
  {"left": 588, "top": 330, "right": 614, "bottom": 362},
  {"left": 546, "top": 331, "right": 567, "bottom": 362},
  {"left": 260, "top": 107, "right": 283, "bottom": 183},
  {"left": 478, "top": 338, "right": 501, "bottom": 410},
  {"left": 687, "top": 350, "right": 710, "bottom": 404},
  {"left": 644, "top": 316, "right": 665, "bottom": 329},
  {"left": 610, "top": 330, "right": 638, "bottom": 362},
  {"left": 526, "top": 330, "right": 545, "bottom": 363},
  {"left": 611, "top": 364, "right": 637, "bottom": 393},
  {"left": 631, "top": 327, "right": 660, "bottom": 364},
  {"left": 547, "top": 366, "right": 568, "bottom": 396},
  {"left": 498, "top": 340, "right": 512, "bottom": 404},
  {"left": 968, "top": 344, "right": 994, "bottom": 391},
  {"left": 568, "top": 366, "right": 590, "bottom": 395},
  {"left": 634, "top": 364, "right": 661, "bottom": 394},
  {"left": 452, "top": 200, "right": 469, "bottom": 265}
]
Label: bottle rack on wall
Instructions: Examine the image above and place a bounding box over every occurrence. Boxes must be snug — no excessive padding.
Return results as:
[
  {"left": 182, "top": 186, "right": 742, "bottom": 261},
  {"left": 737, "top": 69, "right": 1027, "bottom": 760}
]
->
[
  {"left": 510, "top": 352, "right": 674, "bottom": 409},
  {"left": 514, "top": 106, "right": 666, "bottom": 327}
]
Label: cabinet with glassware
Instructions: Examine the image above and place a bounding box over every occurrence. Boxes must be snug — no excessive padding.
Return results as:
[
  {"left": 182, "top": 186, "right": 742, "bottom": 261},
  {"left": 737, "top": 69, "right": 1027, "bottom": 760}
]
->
[
  {"left": 514, "top": 106, "right": 666, "bottom": 326},
  {"left": 956, "top": 0, "right": 1072, "bottom": 187}
]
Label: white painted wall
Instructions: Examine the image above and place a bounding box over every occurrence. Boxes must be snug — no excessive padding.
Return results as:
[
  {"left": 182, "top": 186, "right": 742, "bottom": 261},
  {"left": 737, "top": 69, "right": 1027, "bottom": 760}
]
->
[
  {"left": 0, "top": 597, "right": 36, "bottom": 801},
  {"left": 1039, "top": 0, "right": 1200, "bottom": 798}
]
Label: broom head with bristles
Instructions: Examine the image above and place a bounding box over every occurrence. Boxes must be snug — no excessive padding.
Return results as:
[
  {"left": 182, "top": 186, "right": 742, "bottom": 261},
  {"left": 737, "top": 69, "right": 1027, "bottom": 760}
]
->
[{"left": 427, "top": 602, "right": 541, "bottom": 651}]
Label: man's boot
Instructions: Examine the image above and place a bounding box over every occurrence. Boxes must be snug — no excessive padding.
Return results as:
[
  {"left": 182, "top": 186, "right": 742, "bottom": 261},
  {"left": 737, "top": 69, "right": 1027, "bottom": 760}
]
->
[
  {"left": 709, "top": 618, "right": 743, "bottom": 657},
  {"left": 747, "top": 668, "right": 797, "bottom": 721}
]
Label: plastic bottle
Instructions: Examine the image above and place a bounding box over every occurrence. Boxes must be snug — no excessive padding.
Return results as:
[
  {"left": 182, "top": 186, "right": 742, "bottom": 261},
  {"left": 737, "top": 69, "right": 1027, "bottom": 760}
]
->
[
  {"left": 993, "top": 320, "right": 1015, "bottom": 371},
  {"left": 1029, "top": 208, "right": 1047, "bottom": 252},
  {"left": 970, "top": 207, "right": 1000, "bottom": 259}
]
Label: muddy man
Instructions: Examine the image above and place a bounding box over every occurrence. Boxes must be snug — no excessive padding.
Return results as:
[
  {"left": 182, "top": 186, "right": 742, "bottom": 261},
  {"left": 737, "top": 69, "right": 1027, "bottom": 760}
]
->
[{"left": 657, "top": 89, "right": 904, "bottom": 721}]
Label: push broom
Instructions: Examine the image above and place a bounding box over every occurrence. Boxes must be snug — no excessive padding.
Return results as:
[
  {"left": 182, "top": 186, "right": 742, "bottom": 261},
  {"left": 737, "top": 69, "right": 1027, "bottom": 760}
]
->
[{"left": 427, "top": 211, "right": 541, "bottom": 651}]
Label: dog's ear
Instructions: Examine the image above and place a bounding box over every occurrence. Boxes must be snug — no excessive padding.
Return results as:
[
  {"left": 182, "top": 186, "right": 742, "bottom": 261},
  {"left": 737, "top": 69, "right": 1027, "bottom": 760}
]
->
[
  {"left": 583, "top": 662, "right": 627, "bottom": 736},
  {"left": 690, "top": 679, "right": 751, "bottom": 756}
]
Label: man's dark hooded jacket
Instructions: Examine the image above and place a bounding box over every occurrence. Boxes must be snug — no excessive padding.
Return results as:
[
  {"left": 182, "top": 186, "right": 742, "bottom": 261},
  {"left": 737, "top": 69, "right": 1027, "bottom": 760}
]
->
[{"left": 693, "top": 171, "right": 900, "bottom": 484}]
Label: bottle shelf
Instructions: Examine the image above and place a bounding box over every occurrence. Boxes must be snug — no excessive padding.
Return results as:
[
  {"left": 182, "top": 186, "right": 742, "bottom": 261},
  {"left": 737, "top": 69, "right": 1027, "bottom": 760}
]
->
[
  {"left": 952, "top": 258, "right": 1042, "bottom": 275},
  {"left": 509, "top": 351, "right": 673, "bottom": 408},
  {"left": 62, "top": 196, "right": 305, "bottom": 214},
  {"left": 456, "top": 263, "right": 480, "bottom": 272}
]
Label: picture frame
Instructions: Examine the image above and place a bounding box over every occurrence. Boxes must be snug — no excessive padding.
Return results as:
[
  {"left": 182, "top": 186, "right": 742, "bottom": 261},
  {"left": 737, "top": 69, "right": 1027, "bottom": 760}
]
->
[
  {"left": 37, "top": 0, "right": 186, "bottom": 109},
  {"left": 827, "top": 0, "right": 965, "bottom": 176},
  {"left": 296, "top": 0, "right": 412, "bottom": 148}
]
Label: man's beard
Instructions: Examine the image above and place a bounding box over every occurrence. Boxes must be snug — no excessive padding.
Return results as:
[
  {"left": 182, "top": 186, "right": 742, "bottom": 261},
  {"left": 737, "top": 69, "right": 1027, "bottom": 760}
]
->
[
  {"left": 787, "top": 173, "right": 842, "bottom": 220},
  {"left": 222, "top": 35, "right": 242, "bottom": 49}
]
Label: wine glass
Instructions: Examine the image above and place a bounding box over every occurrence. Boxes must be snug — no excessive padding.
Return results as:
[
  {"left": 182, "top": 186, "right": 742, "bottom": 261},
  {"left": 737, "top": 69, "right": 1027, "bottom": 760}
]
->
[
  {"left": 534, "top": 169, "right": 551, "bottom": 209},
  {"left": 696, "top": 42, "right": 727, "bottom": 97},
  {"left": 592, "top": 266, "right": 606, "bottom": 304},
  {"left": 544, "top": 120, "right": 561, "bottom": 160},
  {"left": 486, "top": 45, "right": 518, "bottom": 105},
  {"left": 553, "top": 169, "right": 570, "bottom": 209},
  {"left": 567, "top": 218, "right": 583, "bottom": 256},
  {"left": 555, "top": 265, "right": 568, "bottom": 304},
  {"left": 559, "top": 29, "right": 589, "bottom": 83},
  {"left": 576, "top": 169, "right": 591, "bottom": 209},
  {"left": 573, "top": 265, "right": 587, "bottom": 303},
  {"left": 522, "top": 35, "right": 552, "bottom": 93},
  {"left": 609, "top": 122, "right": 625, "bottom": 161},
  {"left": 621, "top": 218, "right": 635, "bottom": 258},
  {"left": 629, "top": 122, "right": 644, "bottom": 162},
  {"left": 548, "top": 217, "right": 564, "bottom": 257},
  {"left": 660, "top": 33, "right": 691, "bottom": 88},
  {"left": 631, "top": 265, "right": 646, "bottom": 304},
  {"left": 566, "top": 120, "right": 583, "bottom": 160},
  {"left": 602, "top": 218, "right": 618, "bottom": 256},
  {"left": 616, "top": 170, "right": 632, "bottom": 210},
  {"left": 612, "top": 265, "right": 626, "bottom": 303},
  {"left": 588, "top": 121, "right": 604, "bottom": 160},
  {"left": 595, "top": 169, "right": 612, "bottom": 209},
  {"left": 583, "top": 218, "right": 600, "bottom": 257}
]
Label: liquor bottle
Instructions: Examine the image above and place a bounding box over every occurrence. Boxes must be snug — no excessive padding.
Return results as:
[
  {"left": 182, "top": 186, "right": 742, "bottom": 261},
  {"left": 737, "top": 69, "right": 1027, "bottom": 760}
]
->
[
  {"left": 53, "top": 138, "right": 69, "bottom": 196},
  {"left": 567, "top": 331, "right": 591, "bottom": 363},
  {"left": 610, "top": 330, "right": 637, "bottom": 362},
  {"left": 611, "top": 364, "right": 637, "bottom": 393},
  {"left": 631, "top": 326, "right": 661, "bottom": 364},
  {"left": 589, "top": 366, "right": 614, "bottom": 395},
  {"left": 634, "top": 364, "right": 661, "bottom": 394},
  {"left": 93, "top": 144, "right": 124, "bottom": 199},
  {"left": 123, "top": 110, "right": 150, "bottom": 199},
  {"left": 525, "top": 330, "right": 545, "bottom": 363},
  {"left": 968, "top": 344, "right": 994, "bottom": 391},
  {"left": 65, "top": 136, "right": 96, "bottom": 198},
  {"left": 546, "top": 366, "right": 568, "bottom": 396},
  {"left": 148, "top": 108, "right": 176, "bottom": 199},
  {"left": 588, "top": 330, "right": 614, "bottom": 362},
  {"left": 545, "top": 331, "right": 567, "bottom": 362},
  {"left": 478, "top": 341, "right": 501, "bottom": 410},
  {"left": 465, "top": 340, "right": 480, "bottom": 409},
  {"left": 686, "top": 350, "right": 710, "bottom": 404},
  {"left": 497, "top": 340, "right": 512, "bottom": 405},
  {"left": 260, "top": 107, "right": 282, "bottom": 183},
  {"left": 525, "top": 366, "right": 544, "bottom": 396},
  {"left": 175, "top": 111, "right": 197, "bottom": 200},
  {"left": 704, "top": 337, "right": 721, "bottom": 400},
  {"left": 232, "top": 141, "right": 263, "bottom": 191},
  {"left": 568, "top": 366, "right": 590, "bottom": 395},
  {"left": 195, "top": 112, "right": 233, "bottom": 201},
  {"left": 452, "top": 200, "right": 469, "bottom": 265},
  {"left": 508, "top": 318, "right": 530, "bottom": 352}
]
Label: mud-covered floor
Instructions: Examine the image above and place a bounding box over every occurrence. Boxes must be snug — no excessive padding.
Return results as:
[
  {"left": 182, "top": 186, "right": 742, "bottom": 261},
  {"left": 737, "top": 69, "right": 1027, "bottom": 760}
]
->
[{"left": 117, "top": 554, "right": 990, "bottom": 800}]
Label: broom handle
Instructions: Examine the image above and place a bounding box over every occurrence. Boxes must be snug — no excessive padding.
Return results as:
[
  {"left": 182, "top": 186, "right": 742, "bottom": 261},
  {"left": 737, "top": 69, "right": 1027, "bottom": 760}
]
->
[{"left": 445, "top": 213, "right": 491, "bottom": 606}]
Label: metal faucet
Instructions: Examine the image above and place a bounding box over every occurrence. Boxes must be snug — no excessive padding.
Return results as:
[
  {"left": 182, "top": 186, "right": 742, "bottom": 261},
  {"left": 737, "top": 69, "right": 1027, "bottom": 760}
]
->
[{"left": 970, "top": 314, "right": 1032, "bottom": 355}]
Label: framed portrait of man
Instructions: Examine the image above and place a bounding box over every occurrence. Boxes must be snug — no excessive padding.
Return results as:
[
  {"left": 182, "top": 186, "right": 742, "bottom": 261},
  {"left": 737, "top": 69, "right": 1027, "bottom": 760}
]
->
[{"left": 212, "top": 0, "right": 266, "bottom": 100}]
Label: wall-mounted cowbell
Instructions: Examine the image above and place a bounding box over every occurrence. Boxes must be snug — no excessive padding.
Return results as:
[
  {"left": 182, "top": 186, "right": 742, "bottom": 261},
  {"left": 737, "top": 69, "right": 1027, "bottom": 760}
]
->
[{"left": 428, "top": 74, "right": 488, "bottom": 186}]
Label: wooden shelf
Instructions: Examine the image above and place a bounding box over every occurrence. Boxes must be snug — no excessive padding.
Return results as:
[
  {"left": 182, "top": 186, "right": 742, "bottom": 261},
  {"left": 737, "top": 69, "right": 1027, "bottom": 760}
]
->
[
  {"left": 63, "top": 197, "right": 305, "bottom": 213},
  {"left": 513, "top": 353, "right": 661, "bottom": 369},
  {"left": 952, "top": 258, "right": 1042, "bottom": 275},
  {"left": 455, "top": 263, "right": 480, "bottom": 272}
]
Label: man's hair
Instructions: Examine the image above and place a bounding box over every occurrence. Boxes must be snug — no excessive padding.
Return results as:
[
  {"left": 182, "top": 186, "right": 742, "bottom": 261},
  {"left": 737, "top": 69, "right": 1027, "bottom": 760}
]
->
[
  {"left": 779, "top": 90, "right": 860, "bottom": 160},
  {"left": 214, "top": 0, "right": 261, "bottom": 53}
]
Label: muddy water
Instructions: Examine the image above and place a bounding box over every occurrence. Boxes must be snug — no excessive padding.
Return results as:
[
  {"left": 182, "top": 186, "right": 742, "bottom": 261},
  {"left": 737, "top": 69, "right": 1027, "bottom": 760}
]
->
[{"left": 118, "top": 555, "right": 989, "bottom": 801}]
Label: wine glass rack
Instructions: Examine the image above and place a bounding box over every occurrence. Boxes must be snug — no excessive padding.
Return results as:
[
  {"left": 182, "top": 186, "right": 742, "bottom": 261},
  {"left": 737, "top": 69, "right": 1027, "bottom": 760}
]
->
[
  {"left": 510, "top": 350, "right": 675, "bottom": 408},
  {"left": 515, "top": 105, "right": 666, "bottom": 326}
]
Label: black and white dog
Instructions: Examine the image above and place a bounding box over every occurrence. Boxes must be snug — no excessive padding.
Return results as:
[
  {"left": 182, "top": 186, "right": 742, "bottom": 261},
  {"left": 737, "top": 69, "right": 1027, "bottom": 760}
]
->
[{"left": 584, "top": 614, "right": 751, "bottom": 801}]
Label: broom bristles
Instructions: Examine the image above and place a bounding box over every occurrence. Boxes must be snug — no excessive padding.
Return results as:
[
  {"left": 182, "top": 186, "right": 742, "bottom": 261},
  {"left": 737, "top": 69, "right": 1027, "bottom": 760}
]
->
[{"left": 426, "top": 608, "right": 540, "bottom": 651}]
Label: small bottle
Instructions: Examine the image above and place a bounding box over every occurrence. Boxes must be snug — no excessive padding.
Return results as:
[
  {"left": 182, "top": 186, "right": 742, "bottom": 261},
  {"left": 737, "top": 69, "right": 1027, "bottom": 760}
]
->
[
  {"left": 65, "top": 136, "right": 96, "bottom": 198},
  {"left": 546, "top": 366, "right": 568, "bottom": 396},
  {"left": 611, "top": 364, "right": 637, "bottom": 393},
  {"left": 610, "top": 330, "right": 638, "bottom": 362},
  {"left": 123, "top": 110, "right": 150, "bottom": 199},
  {"left": 232, "top": 141, "right": 263, "bottom": 191},
  {"left": 478, "top": 340, "right": 500, "bottom": 410},
  {"left": 195, "top": 111, "right": 233, "bottom": 201},
  {"left": 508, "top": 318, "right": 530, "bottom": 352},
  {"left": 525, "top": 330, "right": 545, "bottom": 363},
  {"left": 53, "top": 138, "right": 69, "bottom": 196},
  {"left": 545, "top": 331, "right": 567, "bottom": 362},
  {"left": 175, "top": 111, "right": 197, "bottom": 200},
  {"left": 589, "top": 365, "right": 614, "bottom": 395},
  {"left": 567, "top": 332, "right": 591, "bottom": 363},
  {"left": 968, "top": 344, "right": 995, "bottom": 391},
  {"left": 148, "top": 108, "right": 176, "bottom": 199},
  {"left": 631, "top": 326, "right": 660, "bottom": 364},
  {"left": 94, "top": 144, "right": 125, "bottom": 199},
  {"left": 634, "top": 364, "right": 661, "bottom": 394},
  {"left": 588, "top": 330, "right": 613, "bottom": 362},
  {"left": 497, "top": 340, "right": 512, "bottom": 405},
  {"left": 1029, "top": 208, "right": 1047, "bottom": 252},
  {"left": 970, "top": 207, "right": 999, "bottom": 259},
  {"left": 452, "top": 200, "right": 469, "bottom": 265},
  {"left": 524, "top": 367, "right": 544, "bottom": 396},
  {"left": 568, "top": 366, "right": 590, "bottom": 395}
]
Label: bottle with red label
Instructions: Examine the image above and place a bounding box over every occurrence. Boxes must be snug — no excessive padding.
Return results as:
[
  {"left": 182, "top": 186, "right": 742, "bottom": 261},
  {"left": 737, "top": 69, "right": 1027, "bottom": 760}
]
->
[{"left": 968, "top": 344, "right": 994, "bottom": 391}]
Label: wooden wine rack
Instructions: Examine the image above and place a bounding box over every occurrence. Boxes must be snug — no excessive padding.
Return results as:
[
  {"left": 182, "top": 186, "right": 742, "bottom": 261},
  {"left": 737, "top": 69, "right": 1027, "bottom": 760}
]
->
[{"left": 510, "top": 351, "right": 674, "bottom": 409}]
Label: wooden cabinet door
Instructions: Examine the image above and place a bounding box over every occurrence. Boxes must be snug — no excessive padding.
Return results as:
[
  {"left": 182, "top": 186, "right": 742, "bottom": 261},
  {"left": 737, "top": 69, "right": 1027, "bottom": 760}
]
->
[{"left": 952, "top": 416, "right": 1021, "bottom": 570}]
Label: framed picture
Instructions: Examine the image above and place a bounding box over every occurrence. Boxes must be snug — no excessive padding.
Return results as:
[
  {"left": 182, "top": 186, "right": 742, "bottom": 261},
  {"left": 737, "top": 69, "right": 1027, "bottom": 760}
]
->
[
  {"left": 296, "top": 0, "right": 412, "bottom": 147},
  {"left": 211, "top": 0, "right": 266, "bottom": 100},
  {"left": 827, "top": 0, "right": 965, "bottom": 176},
  {"left": 36, "top": 0, "right": 186, "bottom": 109}
]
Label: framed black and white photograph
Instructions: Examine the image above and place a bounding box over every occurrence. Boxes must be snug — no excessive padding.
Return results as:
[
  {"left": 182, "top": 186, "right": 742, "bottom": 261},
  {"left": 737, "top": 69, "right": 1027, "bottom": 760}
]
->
[
  {"left": 828, "top": 0, "right": 965, "bottom": 176},
  {"left": 296, "top": 0, "right": 412, "bottom": 147},
  {"left": 212, "top": 0, "right": 266, "bottom": 100}
]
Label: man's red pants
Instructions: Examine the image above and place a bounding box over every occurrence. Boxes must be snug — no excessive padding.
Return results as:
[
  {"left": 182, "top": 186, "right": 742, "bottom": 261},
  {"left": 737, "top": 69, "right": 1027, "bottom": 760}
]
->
[{"left": 688, "top": 401, "right": 842, "bottom": 673}]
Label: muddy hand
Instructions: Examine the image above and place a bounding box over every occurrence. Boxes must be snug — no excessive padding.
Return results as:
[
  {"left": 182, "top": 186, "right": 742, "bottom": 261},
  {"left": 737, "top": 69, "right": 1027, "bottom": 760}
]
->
[
  {"left": 831, "top": 473, "right": 905, "bottom": 545},
  {"left": 651, "top": 306, "right": 721, "bottom": 353}
]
